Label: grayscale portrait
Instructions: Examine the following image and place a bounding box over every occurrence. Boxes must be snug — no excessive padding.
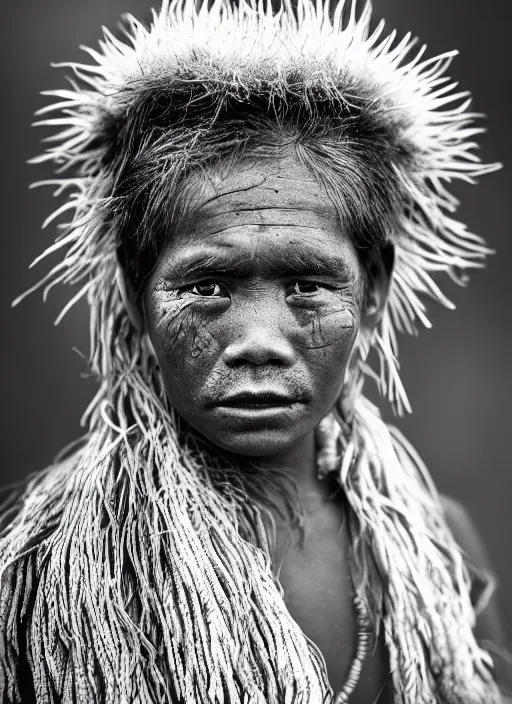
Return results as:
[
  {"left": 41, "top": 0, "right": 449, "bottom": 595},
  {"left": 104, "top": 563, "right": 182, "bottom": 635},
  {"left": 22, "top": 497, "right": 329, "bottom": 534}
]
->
[{"left": 1, "top": 0, "right": 510, "bottom": 702}]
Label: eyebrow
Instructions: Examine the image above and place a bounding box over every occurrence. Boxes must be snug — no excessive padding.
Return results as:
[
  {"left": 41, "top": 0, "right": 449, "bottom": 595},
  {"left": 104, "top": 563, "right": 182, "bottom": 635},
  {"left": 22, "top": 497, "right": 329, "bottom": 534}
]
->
[{"left": 165, "top": 247, "right": 355, "bottom": 282}]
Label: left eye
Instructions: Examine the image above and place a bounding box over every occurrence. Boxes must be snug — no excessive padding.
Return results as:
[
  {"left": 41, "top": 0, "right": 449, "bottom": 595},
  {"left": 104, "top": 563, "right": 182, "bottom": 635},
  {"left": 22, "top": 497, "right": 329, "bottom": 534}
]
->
[
  {"left": 190, "top": 281, "right": 225, "bottom": 297},
  {"left": 291, "top": 281, "right": 321, "bottom": 294}
]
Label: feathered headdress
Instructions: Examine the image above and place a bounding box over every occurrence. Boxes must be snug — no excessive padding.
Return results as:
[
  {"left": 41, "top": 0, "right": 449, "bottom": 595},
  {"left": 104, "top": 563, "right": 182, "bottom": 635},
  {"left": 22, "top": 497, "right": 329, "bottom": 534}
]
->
[{"left": 0, "top": 1, "right": 503, "bottom": 703}]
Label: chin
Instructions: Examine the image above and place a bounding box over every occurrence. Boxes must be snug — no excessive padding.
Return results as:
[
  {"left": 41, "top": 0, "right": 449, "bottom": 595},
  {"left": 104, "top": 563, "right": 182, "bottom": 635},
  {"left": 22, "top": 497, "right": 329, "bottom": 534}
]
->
[{"left": 199, "top": 427, "right": 309, "bottom": 459}]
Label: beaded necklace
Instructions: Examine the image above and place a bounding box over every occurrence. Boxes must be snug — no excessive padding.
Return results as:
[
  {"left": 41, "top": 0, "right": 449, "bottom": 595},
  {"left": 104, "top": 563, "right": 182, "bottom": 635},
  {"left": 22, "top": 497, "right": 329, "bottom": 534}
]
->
[{"left": 331, "top": 594, "right": 372, "bottom": 704}]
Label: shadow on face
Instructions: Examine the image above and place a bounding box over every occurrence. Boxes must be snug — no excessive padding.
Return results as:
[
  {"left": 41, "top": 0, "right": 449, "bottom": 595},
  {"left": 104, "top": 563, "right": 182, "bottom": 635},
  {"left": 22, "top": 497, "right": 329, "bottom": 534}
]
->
[{"left": 127, "top": 154, "right": 390, "bottom": 461}]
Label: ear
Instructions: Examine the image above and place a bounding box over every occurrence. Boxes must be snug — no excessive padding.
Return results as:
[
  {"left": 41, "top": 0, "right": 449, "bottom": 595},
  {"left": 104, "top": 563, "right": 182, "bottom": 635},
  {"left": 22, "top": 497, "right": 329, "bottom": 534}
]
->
[
  {"left": 116, "top": 254, "right": 144, "bottom": 334},
  {"left": 360, "top": 241, "right": 394, "bottom": 330}
]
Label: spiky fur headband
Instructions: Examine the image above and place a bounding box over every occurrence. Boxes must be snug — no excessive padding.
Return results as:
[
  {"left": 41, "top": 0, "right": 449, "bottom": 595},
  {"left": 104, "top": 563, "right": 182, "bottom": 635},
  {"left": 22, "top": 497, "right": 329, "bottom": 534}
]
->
[{"left": 0, "top": 1, "right": 503, "bottom": 703}]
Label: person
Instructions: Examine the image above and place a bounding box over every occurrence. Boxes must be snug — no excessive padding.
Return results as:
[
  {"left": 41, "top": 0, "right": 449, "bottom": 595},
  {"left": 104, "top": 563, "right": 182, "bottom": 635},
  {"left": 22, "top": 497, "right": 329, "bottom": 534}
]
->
[{"left": 0, "top": 0, "right": 510, "bottom": 702}]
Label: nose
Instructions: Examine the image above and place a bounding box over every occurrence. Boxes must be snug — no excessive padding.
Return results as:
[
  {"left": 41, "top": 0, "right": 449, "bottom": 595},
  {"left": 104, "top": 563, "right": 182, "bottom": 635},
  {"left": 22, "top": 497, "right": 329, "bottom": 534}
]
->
[{"left": 222, "top": 318, "right": 296, "bottom": 368}]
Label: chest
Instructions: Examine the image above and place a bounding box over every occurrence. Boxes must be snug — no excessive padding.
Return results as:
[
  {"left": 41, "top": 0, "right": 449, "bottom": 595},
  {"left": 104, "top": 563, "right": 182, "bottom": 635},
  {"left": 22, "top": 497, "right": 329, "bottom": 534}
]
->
[{"left": 272, "top": 502, "right": 393, "bottom": 703}]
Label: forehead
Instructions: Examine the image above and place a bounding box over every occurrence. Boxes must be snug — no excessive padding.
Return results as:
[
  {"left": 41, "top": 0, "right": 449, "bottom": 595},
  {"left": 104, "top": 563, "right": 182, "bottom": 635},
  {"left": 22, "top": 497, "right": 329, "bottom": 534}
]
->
[{"left": 163, "top": 154, "right": 362, "bottom": 272}]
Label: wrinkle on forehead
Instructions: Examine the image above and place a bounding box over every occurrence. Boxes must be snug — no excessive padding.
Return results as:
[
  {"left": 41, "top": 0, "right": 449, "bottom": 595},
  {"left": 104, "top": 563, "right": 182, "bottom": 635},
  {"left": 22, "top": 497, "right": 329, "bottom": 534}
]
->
[
  {"left": 175, "top": 155, "right": 342, "bottom": 245},
  {"left": 188, "top": 222, "right": 339, "bottom": 242}
]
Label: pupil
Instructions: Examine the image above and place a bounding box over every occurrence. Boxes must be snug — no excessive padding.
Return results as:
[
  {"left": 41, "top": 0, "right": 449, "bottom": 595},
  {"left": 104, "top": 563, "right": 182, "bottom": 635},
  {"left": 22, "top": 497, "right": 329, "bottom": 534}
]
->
[
  {"left": 199, "top": 283, "right": 216, "bottom": 295},
  {"left": 298, "top": 281, "right": 317, "bottom": 293}
]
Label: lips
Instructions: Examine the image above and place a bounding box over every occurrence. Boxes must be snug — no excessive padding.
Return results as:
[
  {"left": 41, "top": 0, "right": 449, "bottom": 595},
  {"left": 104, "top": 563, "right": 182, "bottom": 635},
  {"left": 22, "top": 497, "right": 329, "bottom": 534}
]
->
[{"left": 213, "top": 390, "right": 303, "bottom": 408}]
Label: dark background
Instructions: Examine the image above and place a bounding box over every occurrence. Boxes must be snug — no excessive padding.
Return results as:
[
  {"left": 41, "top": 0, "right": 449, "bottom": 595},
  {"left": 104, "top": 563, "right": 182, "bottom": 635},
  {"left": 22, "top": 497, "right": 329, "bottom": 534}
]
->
[{"left": 1, "top": 0, "right": 510, "bottom": 637}]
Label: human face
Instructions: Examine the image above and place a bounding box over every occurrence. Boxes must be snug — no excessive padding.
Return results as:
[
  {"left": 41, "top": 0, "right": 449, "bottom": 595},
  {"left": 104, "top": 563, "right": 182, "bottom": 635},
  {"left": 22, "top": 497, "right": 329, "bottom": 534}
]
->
[{"left": 142, "top": 155, "right": 367, "bottom": 458}]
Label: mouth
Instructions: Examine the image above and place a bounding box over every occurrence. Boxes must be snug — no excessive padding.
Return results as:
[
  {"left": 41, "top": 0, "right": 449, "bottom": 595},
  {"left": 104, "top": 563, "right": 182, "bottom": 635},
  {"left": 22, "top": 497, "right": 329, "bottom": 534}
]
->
[{"left": 213, "top": 390, "right": 305, "bottom": 410}]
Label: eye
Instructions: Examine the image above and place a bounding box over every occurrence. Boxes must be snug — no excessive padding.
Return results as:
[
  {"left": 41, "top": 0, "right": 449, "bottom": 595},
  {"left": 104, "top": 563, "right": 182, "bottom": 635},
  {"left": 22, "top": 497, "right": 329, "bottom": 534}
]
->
[
  {"left": 189, "top": 280, "right": 226, "bottom": 297},
  {"left": 291, "top": 280, "right": 321, "bottom": 294}
]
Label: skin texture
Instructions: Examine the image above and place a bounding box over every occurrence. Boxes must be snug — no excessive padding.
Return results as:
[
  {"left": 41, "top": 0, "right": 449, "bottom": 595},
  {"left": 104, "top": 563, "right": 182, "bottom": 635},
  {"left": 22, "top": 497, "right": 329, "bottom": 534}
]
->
[{"left": 140, "top": 153, "right": 389, "bottom": 495}]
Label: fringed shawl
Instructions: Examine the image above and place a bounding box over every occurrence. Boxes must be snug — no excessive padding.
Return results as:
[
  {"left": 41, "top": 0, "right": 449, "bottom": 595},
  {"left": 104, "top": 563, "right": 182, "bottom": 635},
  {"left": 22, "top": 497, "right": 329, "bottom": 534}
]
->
[{"left": 0, "top": 404, "right": 502, "bottom": 703}]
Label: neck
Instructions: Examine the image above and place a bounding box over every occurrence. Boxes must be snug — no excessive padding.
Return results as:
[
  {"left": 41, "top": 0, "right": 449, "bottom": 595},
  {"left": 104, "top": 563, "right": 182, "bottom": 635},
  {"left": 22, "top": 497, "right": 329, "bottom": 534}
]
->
[{"left": 246, "top": 431, "right": 341, "bottom": 515}]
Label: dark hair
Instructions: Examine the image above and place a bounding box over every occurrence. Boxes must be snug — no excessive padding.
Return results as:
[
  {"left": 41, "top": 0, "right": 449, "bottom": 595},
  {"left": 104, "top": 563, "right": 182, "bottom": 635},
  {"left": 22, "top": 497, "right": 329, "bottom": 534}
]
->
[{"left": 111, "top": 84, "right": 402, "bottom": 298}]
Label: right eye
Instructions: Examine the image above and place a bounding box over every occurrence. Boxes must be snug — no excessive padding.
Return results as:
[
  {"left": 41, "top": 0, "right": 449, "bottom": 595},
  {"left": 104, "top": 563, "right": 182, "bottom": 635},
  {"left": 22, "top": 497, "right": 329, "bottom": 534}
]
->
[{"left": 188, "top": 281, "right": 227, "bottom": 297}]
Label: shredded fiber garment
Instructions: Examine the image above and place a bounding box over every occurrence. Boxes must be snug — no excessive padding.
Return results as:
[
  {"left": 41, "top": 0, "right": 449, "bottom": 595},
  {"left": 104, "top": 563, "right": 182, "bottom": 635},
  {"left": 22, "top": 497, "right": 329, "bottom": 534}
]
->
[
  {"left": 0, "top": 399, "right": 502, "bottom": 703},
  {"left": 0, "top": 0, "right": 506, "bottom": 702}
]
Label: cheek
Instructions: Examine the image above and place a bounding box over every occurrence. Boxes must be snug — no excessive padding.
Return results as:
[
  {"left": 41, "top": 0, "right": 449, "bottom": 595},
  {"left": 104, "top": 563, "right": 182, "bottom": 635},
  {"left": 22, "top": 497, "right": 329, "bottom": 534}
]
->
[
  {"left": 293, "top": 299, "right": 360, "bottom": 397},
  {"left": 146, "top": 296, "right": 220, "bottom": 387},
  {"left": 293, "top": 296, "right": 360, "bottom": 352}
]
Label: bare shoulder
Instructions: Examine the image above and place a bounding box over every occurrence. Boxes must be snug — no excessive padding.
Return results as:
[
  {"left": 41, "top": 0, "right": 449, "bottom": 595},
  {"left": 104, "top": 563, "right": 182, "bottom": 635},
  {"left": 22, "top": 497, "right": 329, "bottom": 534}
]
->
[
  {"left": 439, "top": 493, "right": 492, "bottom": 570},
  {"left": 439, "top": 493, "right": 512, "bottom": 693}
]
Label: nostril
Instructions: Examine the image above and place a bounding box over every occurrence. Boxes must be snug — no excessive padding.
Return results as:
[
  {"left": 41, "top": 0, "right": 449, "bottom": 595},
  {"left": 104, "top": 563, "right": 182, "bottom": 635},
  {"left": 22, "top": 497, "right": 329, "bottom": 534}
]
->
[{"left": 222, "top": 333, "right": 295, "bottom": 367}]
